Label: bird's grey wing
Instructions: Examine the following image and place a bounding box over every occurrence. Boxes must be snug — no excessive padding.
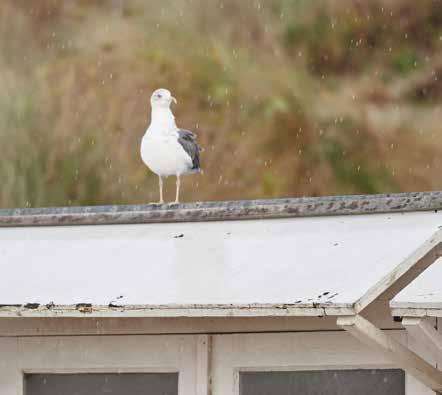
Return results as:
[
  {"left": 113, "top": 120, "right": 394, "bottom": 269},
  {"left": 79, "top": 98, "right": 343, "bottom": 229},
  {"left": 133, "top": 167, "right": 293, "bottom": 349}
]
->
[
  {"left": 178, "top": 128, "right": 197, "bottom": 138},
  {"left": 177, "top": 129, "right": 202, "bottom": 171}
]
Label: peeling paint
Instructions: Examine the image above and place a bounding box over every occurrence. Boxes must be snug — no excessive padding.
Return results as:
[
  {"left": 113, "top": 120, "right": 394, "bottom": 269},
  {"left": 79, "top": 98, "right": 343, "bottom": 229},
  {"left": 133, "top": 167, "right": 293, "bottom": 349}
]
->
[
  {"left": 75, "top": 303, "right": 93, "bottom": 314},
  {"left": 24, "top": 303, "right": 40, "bottom": 309},
  {"left": 0, "top": 303, "right": 355, "bottom": 318}
]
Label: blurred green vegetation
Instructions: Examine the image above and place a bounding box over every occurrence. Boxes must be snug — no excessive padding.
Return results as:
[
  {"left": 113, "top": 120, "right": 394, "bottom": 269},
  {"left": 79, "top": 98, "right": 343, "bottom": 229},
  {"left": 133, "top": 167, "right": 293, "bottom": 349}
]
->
[{"left": 1, "top": 0, "right": 442, "bottom": 207}]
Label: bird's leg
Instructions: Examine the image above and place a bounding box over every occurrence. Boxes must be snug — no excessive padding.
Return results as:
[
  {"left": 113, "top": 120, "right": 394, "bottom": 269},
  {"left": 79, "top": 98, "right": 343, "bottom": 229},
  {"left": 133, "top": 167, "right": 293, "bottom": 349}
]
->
[
  {"left": 174, "top": 174, "right": 181, "bottom": 204},
  {"left": 158, "top": 176, "right": 164, "bottom": 204}
]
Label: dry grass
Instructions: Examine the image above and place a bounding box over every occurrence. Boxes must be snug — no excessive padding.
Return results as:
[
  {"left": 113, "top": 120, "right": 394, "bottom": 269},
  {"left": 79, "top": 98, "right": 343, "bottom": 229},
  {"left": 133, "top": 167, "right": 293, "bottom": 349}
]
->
[{"left": 1, "top": 0, "right": 442, "bottom": 208}]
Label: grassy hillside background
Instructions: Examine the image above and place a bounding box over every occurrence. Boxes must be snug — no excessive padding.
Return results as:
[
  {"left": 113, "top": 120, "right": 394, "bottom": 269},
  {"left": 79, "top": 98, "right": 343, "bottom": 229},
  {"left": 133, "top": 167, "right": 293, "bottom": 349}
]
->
[{"left": 1, "top": 0, "right": 442, "bottom": 208}]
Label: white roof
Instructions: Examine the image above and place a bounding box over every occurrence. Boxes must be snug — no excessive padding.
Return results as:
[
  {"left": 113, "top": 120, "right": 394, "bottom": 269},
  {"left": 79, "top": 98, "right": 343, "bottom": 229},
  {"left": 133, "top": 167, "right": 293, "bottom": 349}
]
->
[
  {"left": 1, "top": 210, "right": 441, "bottom": 317},
  {"left": 391, "top": 257, "right": 442, "bottom": 317}
]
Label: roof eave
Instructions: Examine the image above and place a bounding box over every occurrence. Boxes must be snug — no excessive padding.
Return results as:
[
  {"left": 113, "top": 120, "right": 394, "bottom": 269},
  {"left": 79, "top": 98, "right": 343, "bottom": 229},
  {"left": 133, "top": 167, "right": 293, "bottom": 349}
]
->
[
  {"left": 390, "top": 302, "right": 442, "bottom": 318},
  {"left": 0, "top": 303, "right": 355, "bottom": 318}
]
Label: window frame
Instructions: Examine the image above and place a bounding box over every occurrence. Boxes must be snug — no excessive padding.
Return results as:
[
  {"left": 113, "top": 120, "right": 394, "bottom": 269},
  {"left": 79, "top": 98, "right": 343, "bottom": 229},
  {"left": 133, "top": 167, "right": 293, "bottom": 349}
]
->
[
  {"left": 211, "top": 331, "right": 432, "bottom": 395},
  {"left": 0, "top": 334, "right": 203, "bottom": 395},
  {"left": 0, "top": 329, "right": 435, "bottom": 395}
]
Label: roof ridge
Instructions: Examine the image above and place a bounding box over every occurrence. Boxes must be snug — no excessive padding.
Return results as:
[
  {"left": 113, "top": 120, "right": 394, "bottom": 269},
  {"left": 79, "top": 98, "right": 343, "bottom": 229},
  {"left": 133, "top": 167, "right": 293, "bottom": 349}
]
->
[{"left": 1, "top": 191, "right": 442, "bottom": 227}]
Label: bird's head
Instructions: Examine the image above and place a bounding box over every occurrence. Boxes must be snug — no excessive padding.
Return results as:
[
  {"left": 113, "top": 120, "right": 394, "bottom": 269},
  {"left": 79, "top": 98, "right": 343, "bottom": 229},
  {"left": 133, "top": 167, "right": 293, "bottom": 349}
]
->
[{"left": 150, "top": 88, "right": 177, "bottom": 109}]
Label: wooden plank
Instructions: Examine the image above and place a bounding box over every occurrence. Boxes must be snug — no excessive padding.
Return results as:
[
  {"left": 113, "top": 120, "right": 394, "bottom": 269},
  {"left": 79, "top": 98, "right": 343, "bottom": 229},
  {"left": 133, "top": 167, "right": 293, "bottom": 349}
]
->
[
  {"left": 0, "top": 338, "right": 19, "bottom": 395},
  {"left": 392, "top": 302, "right": 442, "bottom": 310},
  {"left": 390, "top": 252, "right": 442, "bottom": 313},
  {"left": 1, "top": 335, "right": 199, "bottom": 395},
  {"left": 337, "top": 315, "right": 442, "bottom": 393},
  {"left": 0, "top": 300, "right": 402, "bottom": 337},
  {"left": 354, "top": 230, "right": 442, "bottom": 313},
  {"left": 0, "top": 316, "right": 347, "bottom": 337},
  {"left": 212, "top": 331, "right": 405, "bottom": 395},
  {"left": 404, "top": 321, "right": 438, "bottom": 395},
  {"left": 391, "top": 307, "right": 442, "bottom": 319},
  {"left": 196, "top": 335, "right": 212, "bottom": 395},
  {"left": 0, "top": 304, "right": 355, "bottom": 318},
  {"left": 402, "top": 317, "right": 442, "bottom": 359}
]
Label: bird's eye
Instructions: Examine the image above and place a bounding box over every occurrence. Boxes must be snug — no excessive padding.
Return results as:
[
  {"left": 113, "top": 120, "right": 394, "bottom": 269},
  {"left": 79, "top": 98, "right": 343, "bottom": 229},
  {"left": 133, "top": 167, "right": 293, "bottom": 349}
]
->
[{"left": 157, "top": 94, "right": 162, "bottom": 98}]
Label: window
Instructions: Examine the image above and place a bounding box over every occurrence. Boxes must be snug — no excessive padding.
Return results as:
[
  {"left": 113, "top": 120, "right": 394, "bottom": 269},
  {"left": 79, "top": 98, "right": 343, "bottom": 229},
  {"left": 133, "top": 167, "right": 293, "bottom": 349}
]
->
[
  {"left": 1, "top": 335, "right": 199, "bottom": 394},
  {"left": 211, "top": 332, "right": 426, "bottom": 395},
  {"left": 240, "top": 369, "right": 405, "bottom": 395},
  {"left": 25, "top": 373, "right": 178, "bottom": 395}
]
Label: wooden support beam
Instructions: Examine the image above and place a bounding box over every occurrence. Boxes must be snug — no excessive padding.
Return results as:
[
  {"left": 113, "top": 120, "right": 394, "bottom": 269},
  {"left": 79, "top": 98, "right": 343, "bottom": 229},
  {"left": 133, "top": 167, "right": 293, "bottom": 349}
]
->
[
  {"left": 402, "top": 317, "right": 442, "bottom": 359},
  {"left": 196, "top": 335, "right": 212, "bottom": 395},
  {"left": 355, "top": 231, "right": 442, "bottom": 313},
  {"left": 337, "top": 315, "right": 442, "bottom": 393}
]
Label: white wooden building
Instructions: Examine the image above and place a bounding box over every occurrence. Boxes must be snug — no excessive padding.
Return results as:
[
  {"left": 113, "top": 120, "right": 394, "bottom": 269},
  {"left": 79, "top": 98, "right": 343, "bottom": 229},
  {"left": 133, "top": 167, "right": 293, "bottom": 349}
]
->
[{"left": 1, "top": 192, "right": 441, "bottom": 395}]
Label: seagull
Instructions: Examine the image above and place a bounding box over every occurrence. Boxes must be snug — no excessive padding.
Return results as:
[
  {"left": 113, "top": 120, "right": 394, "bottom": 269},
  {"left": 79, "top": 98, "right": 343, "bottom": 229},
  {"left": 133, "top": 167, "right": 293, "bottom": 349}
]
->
[{"left": 141, "top": 88, "right": 202, "bottom": 204}]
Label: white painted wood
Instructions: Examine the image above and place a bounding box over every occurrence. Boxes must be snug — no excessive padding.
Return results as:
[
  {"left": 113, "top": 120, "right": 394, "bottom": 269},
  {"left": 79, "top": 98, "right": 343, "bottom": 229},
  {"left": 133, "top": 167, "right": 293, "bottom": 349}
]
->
[
  {"left": 406, "top": 318, "right": 438, "bottom": 395},
  {"left": 406, "top": 374, "right": 437, "bottom": 395},
  {"left": 337, "top": 315, "right": 442, "bottom": 392},
  {"left": 0, "top": 299, "right": 405, "bottom": 336},
  {"left": 438, "top": 318, "right": 442, "bottom": 369},
  {"left": 403, "top": 318, "right": 442, "bottom": 359},
  {"left": 392, "top": 257, "right": 442, "bottom": 314},
  {"left": 0, "top": 305, "right": 354, "bottom": 318},
  {"left": 355, "top": 231, "right": 442, "bottom": 313},
  {"left": 0, "top": 338, "right": 20, "bottom": 395},
  {"left": 1, "top": 211, "right": 442, "bottom": 317},
  {"left": 211, "top": 331, "right": 407, "bottom": 395},
  {"left": 392, "top": 308, "right": 442, "bottom": 319},
  {"left": 2, "top": 330, "right": 432, "bottom": 395},
  {"left": 400, "top": 317, "right": 442, "bottom": 393},
  {"left": 0, "top": 335, "right": 199, "bottom": 395},
  {"left": 0, "top": 316, "right": 343, "bottom": 336},
  {"left": 196, "top": 335, "right": 211, "bottom": 395},
  {"left": 362, "top": 299, "right": 406, "bottom": 329}
]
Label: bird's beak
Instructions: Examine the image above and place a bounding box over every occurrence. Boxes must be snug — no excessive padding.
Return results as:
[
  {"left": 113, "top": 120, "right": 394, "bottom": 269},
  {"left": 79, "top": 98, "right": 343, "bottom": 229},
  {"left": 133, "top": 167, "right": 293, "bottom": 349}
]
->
[{"left": 171, "top": 96, "right": 177, "bottom": 104}]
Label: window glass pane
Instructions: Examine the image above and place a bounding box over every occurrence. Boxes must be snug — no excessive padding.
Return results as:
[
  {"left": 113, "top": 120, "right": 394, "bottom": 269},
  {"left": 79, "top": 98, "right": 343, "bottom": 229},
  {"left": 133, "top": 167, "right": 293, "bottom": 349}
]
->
[
  {"left": 240, "top": 369, "right": 404, "bottom": 395},
  {"left": 25, "top": 373, "right": 178, "bottom": 395}
]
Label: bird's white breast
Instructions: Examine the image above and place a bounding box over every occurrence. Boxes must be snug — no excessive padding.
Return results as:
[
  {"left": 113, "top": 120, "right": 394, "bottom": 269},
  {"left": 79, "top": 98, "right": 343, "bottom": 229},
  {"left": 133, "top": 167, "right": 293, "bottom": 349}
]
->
[{"left": 141, "top": 131, "right": 192, "bottom": 177}]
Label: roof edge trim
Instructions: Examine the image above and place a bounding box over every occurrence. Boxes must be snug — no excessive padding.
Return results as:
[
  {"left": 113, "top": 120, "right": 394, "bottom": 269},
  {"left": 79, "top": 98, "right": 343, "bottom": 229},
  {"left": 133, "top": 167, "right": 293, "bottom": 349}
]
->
[
  {"left": 0, "top": 304, "right": 355, "bottom": 318},
  {"left": 390, "top": 307, "right": 442, "bottom": 318},
  {"left": 1, "top": 191, "right": 442, "bottom": 227}
]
